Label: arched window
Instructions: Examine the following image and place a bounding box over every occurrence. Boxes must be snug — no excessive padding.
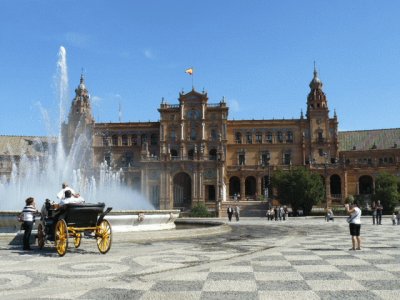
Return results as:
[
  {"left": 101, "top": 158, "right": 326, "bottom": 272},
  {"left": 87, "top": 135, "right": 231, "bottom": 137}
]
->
[
  {"left": 286, "top": 131, "right": 293, "bottom": 143},
  {"left": 255, "top": 132, "right": 262, "bottom": 143},
  {"left": 266, "top": 132, "right": 273, "bottom": 143},
  {"left": 246, "top": 132, "right": 252, "bottom": 144},
  {"left": 277, "top": 131, "right": 283, "bottom": 143}
]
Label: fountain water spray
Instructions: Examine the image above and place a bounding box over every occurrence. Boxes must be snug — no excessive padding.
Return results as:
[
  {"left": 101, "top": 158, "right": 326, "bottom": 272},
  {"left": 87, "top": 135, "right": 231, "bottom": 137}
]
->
[{"left": 0, "top": 46, "right": 153, "bottom": 211}]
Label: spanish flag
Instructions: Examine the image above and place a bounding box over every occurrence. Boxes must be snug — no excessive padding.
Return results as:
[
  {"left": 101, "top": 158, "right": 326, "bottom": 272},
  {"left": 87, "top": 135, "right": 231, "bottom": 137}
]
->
[{"left": 185, "top": 68, "right": 193, "bottom": 75}]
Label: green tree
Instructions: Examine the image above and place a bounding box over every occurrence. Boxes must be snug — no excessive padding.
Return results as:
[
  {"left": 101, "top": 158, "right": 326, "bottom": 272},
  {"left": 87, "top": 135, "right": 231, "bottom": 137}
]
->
[
  {"left": 271, "top": 167, "right": 325, "bottom": 215},
  {"left": 373, "top": 172, "right": 400, "bottom": 212}
]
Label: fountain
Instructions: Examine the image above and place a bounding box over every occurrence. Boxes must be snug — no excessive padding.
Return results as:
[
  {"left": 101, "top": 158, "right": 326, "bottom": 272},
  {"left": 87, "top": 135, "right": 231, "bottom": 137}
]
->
[{"left": 0, "top": 46, "right": 179, "bottom": 233}]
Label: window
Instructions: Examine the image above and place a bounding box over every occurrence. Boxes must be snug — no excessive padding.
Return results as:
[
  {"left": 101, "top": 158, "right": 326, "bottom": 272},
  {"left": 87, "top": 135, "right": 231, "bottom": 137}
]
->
[
  {"left": 239, "top": 153, "right": 245, "bottom": 165},
  {"left": 102, "top": 136, "right": 109, "bottom": 146},
  {"left": 284, "top": 153, "right": 291, "bottom": 165},
  {"left": 170, "top": 129, "right": 176, "bottom": 142},
  {"left": 170, "top": 149, "right": 178, "bottom": 157},
  {"left": 246, "top": 132, "right": 252, "bottom": 144},
  {"left": 209, "top": 149, "right": 217, "bottom": 160},
  {"left": 256, "top": 132, "right": 262, "bottom": 144},
  {"left": 190, "top": 126, "right": 197, "bottom": 141},
  {"left": 122, "top": 135, "right": 128, "bottom": 146},
  {"left": 131, "top": 134, "right": 138, "bottom": 145},
  {"left": 112, "top": 135, "right": 118, "bottom": 146},
  {"left": 261, "top": 152, "right": 270, "bottom": 166},
  {"left": 188, "top": 149, "right": 194, "bottom": 160},
  {"left": 122, "top": 152, "right": 133, "bottom": 167},
  {"left": 277, "top": 132, "right": 283, "bottom": 143},
  {"left": 286, "top": 131, "right": 293, "bottom": 143},
  {"left": 266, "top": 132, "right": 273, "bottom": 143},
  {"left": 235, "top": 132, "right": 242, "bottom": 144},
  {"left": 150, "top": 134, "right": 158, "bottom": 145},
  {"left": 211, "top": 129, "right": 217, "bottom": 141},
  {"left": 141, "top": 134, "right": 147, "bottom": 145}
]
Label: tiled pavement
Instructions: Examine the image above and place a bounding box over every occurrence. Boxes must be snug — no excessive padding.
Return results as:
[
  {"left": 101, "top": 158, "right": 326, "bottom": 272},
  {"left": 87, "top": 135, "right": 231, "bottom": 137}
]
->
[{"left": 0, "top": 217, "right": 399, "bottom": 299}]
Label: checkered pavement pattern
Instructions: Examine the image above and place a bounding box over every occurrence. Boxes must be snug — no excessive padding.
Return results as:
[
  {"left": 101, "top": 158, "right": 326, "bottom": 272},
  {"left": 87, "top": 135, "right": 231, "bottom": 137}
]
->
[{"left": 80, "top": 221, "right": 400, "bottom": 300}]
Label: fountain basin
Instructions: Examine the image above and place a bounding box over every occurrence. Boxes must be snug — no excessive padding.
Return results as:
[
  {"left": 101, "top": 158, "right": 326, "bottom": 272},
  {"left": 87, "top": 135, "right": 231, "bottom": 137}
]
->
[{"left": 0, "top": 210, "right": 180, "bottom": 233}]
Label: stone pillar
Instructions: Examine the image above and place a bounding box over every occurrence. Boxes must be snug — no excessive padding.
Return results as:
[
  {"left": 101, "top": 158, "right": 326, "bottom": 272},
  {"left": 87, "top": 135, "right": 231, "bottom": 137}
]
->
[
  {"left": 256, "top": 176, "right": 262, "bottom": 200},
  {"left": 240, "top": 176, "right": 245, "bottom": 200}
]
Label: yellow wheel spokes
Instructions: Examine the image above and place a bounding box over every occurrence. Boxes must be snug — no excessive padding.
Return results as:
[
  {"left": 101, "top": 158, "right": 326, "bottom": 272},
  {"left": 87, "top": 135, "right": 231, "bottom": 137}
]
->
[
  {"left": 96, "top": 220, "right": 112, "bottom": 254},
  {"left": 74, "top": 233, "right": 81, "bottom": 248},
  {"left": 55, "top": 220, "right": 68, "bottom": 256}
]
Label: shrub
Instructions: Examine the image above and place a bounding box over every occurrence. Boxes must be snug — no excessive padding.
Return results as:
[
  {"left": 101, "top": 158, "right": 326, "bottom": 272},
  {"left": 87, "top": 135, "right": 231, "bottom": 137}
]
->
[{"left": 190, "top": 202, "right": 210, "bottom": 217}]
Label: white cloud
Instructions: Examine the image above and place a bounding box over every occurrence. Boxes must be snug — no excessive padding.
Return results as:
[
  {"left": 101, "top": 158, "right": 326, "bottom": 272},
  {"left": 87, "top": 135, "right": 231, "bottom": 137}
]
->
[{"left": 90, "top": 95, "right": 102, "bottom": 106}]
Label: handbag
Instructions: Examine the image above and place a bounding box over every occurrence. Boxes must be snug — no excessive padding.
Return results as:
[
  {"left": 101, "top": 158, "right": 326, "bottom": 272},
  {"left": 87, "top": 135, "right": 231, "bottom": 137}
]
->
[{"left": 346, "top": 210, "right": 360, "bottom": 223}]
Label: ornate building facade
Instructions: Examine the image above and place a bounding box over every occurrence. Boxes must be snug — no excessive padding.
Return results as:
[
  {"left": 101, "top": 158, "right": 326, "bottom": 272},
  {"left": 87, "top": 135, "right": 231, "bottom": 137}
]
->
[{"left": 1, "top": 69, "right": 400, "bottom": 214}]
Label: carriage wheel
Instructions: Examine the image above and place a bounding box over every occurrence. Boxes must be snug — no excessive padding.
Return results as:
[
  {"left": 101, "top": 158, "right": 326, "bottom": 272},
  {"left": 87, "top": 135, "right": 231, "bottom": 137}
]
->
[
  {"left": 74, "top": 233, "right": 81, "bottom": 248},
  {"left": 55, "top": 219, "right": 68, "bottom": 256},
  {"left": 37, "top": 223, "right": 45, "bottom": 249},
  {"left": 96, "top": 219, "right": 112, "bottom": 254}
]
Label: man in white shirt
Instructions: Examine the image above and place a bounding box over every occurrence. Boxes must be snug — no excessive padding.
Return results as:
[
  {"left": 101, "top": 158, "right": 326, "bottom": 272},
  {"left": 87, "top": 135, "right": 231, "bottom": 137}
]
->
[
  {"left": 59, "top": 190, "right": 84, "bottom": 206},
  {"left": 57, "top": 183, "right": 84, "bottom": 204}
]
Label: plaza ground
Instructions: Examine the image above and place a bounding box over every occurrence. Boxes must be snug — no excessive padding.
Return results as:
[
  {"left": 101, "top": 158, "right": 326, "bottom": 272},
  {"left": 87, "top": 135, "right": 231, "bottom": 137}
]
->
[{"left": 0, "top": 217, "right": 399, "bottom": 299}]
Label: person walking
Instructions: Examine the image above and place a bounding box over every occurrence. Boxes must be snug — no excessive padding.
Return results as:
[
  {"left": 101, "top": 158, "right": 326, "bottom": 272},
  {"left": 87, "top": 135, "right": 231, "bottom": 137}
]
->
[
  {"left": 235, "top": 206, "right": 240, "bottom": 221},
  {"left": 376, "top": 200, "right": 383, "bottom": 225},
  {"left": 345, "top": 201, "right": 362, "bottom": 251},
  {"left": 19, "top": 197, "right": 38, "bottom": 251},
  {"left": 391, "top": 213, "right": 396, "bottom": 225},
  {"left": 371, "top": 201, "right": 377, "bottom": 225},
  {"left": 227, "top": 205, "right": 234, "bottom": 222}
]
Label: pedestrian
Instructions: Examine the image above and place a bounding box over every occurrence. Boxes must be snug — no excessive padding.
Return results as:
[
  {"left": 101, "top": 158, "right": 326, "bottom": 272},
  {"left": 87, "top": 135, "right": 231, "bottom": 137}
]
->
[
  {"left": 235, "top": 206, "right": 240, "bottom": 221},
  {"left": 227, "top": 205, "right": 234, "bottom": 222},
  {"left": 376, "top": 200, "right": 383, "bottom": 225},
  {"left": 371, "top": 201, "right": 377, "bottom": 225},
  {"left": 19, "top": 197, "right": 38, "bottom": 251},
  {"left": 266, "top": 209, "right": 271, "bottom": 220},
  {"left": 274, "top": 206, "right": 278, "bottom": 221},
  {"left": 345, "top": 201, "right": 362, "bottom": 251},
  {"left": 233, "top": 193, "right": 237, "bottom": 201},
  {"left": 326, "top": 207, "right": 334, "bottom": 222},
  {"left": 279, "top": 206, "right": 283, "bottom": 221},
  {"left": 391, "top": 213, "right": 396, "bottom": 225}
]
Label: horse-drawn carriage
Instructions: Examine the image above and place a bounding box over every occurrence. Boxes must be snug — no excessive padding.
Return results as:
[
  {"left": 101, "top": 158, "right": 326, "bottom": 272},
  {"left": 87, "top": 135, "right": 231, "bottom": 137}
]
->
[{"left": 37, "top": 201, "right": 112, "bottom": 256}]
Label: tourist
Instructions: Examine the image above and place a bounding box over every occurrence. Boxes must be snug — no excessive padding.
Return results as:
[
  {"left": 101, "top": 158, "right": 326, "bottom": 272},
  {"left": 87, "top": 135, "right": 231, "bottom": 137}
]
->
[
  {"left": 57, "top": 182, "right": 84, "bottom": 203},
  {"left": 391, "top": 213, "right": 396, "bottom": 225},
  {"left": 345, "top": 201, "right": 362, "bottom": 251},
  {"left": 274, "top": 206, "right": 278, "bottom": 221},
  {"left": 283, "top": 205, "right": 288, "bottom": 220},
  {"left": 371, "top": 201, "right": 377, "bottom": 225},
  {"left": 227, "top": 205, "right": 234, "bottom": 222},
  {"left": 376, "top": 200, "right": 383, "bottom": 225},
  {"left": 266, "top": 209, "right": 271, "bottom": 220},
  {"left": 235, "top": 206, "right": 240, "bottom": 221},
  {"left": 19, "top": 197, "right": 38, "bottom": 251},
  {"left": 326, "top": 207, "right": 334, "bottom": 222},
  {"left": 60, "top": 190, "right": 84, "bottom": 206}
]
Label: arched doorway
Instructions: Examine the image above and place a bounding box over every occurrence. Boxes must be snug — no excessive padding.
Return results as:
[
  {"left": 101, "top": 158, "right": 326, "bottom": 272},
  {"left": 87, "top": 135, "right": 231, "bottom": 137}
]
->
[
  {"left": 229, "top": 176, "right": 240, "bottom": 197},
  {"left": 330, "top": 174, "right": 341, "bottom": 195},
  {"left": 359, "top": 175, "right": 373, "bottom": 194},
  {"left": 173, "top": 172, "right": 192, "bottom": 209},
  {"left": 245, "top": 176, "right": 256, "bottom": 198}
]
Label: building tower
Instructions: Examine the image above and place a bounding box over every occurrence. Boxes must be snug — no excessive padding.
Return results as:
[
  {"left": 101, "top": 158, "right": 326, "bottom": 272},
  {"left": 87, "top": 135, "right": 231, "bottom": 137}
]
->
[
  {"left": 62, "top": 74, "right": 95, "bottom": 158},
  {"left": 306, "top": 66, "right": 338, "bottom": 164}
]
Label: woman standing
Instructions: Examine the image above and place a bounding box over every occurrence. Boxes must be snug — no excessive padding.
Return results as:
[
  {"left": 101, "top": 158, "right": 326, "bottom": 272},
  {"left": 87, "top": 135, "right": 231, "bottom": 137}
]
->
[
  {"left": 345, "top": 202, "right": 362, "bottom": 250},
  {"left": 20, "top": 197, "right": 37, "bottom": 251}
]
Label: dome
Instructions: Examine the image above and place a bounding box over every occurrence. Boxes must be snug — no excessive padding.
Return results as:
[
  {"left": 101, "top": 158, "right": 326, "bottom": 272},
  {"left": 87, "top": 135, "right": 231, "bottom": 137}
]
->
[{"left": 309, "top": 69, "right": 323, "bottom": 90}]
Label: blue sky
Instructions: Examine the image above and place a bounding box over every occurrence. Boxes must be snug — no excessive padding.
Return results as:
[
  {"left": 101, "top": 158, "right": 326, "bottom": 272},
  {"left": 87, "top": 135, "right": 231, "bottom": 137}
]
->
[{"left": 1, "top": 0, "right": 400, "bottom": 136}]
